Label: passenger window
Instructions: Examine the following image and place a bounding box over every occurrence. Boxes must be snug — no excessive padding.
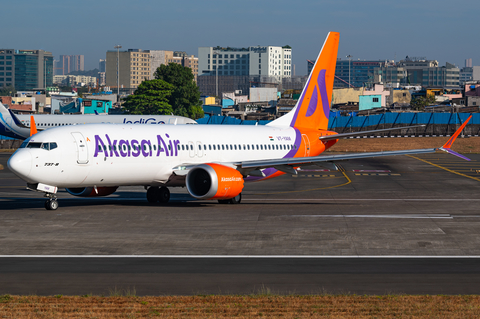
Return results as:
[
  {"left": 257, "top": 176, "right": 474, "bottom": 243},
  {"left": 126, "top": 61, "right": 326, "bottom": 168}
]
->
[
  {"left": 247, "top": 145, "right": 250, "bottom": 150},
  {"left": 234, "top": 145, "right": 237, "bottom": 150},
  {"left": 168, "top": 145, "right": 171, "bottom": 151},
  {"left": 177, "top": 145, "right": 180, "bottom": 150},
  {"left": 181, "top": 145, "right": 184, "bottom": 151},
  {"left": 190, "top": 145, "right": 193, "bottom": 150},
  {"left": 222, "top": 145, "right": 225, "bottom": 150},
  {"left": 198, "top": 145, "right": 201, "bottom": 150},
  {"left": 209, "top": 145, "right": 211, "bottom": 150},
  {"left": 213, "top": 145, "right": 216, "bottom": 150}
]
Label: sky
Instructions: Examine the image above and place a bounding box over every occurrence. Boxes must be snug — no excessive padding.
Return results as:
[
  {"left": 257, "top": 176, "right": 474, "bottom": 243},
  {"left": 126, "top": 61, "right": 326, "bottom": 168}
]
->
[{"left": 2, "top": 0, "right": 479, "bottom": 75}]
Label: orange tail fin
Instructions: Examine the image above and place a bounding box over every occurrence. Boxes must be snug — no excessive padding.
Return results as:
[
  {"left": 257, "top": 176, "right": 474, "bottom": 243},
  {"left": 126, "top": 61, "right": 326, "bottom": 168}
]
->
[
  {"left": 30, "top": 116, "right": 37, "bottom": 136},
  {"left": 290, "top": 32, "right": 340, "bottom": 130},
  {"left": 267, "top": 32, "right": 339, "bottom": 130}
]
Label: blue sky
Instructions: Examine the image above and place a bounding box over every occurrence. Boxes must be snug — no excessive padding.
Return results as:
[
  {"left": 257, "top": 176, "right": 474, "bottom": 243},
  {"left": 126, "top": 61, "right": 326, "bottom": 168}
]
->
[{"left": 2, "top": 0, "right": 478, "bottom": 74}]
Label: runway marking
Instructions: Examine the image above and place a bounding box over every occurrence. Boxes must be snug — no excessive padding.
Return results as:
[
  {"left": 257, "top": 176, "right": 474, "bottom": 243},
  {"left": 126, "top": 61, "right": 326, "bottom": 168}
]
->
[
  {"left": 255, "top": 166, "right": 352, "bottom": 195},
  {"left": 274, "top": 214, "right": 452, "bottom": 219},
  {"left": 354, "top": 173, "right": 401, "bottom": 176},
  {"left": 1, "top": 255, "right": 480, "bottom": 258},
  {"left": 408, "top": 155, "right": 480, "bottom": 182}
]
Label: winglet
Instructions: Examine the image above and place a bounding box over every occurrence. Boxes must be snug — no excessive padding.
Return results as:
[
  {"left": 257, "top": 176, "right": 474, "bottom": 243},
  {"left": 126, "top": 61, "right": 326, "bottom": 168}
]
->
[
  {"left": 30, "top": 116, "right": 38, "bottom": 136},
  {"left": 439, "top": 115, "right": 472, "bottom": 161}
]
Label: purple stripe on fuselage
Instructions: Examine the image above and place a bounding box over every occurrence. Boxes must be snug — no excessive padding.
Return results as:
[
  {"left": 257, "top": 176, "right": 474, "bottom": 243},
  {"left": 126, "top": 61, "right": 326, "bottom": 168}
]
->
[
  {"left": 245, "top": 129, "right": 302, "bottom": 182},
  {"left": 318, "top": 69, "right": 330, "bottom": 118}
]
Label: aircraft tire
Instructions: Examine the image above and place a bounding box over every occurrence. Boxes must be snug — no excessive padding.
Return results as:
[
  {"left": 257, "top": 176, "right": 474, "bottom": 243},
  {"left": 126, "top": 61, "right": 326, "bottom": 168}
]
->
[
  {"left": 45, "top": 199, "right": 59, "bottom": 210},
  {"left": 158, "top": 187, "right": 170, "bottom": 203},
  {"left": 146, "top": 187, "right": 160, "bottom": 203},
  {"left": 229, "top": 193, "right": 242, "bottom": 204}
]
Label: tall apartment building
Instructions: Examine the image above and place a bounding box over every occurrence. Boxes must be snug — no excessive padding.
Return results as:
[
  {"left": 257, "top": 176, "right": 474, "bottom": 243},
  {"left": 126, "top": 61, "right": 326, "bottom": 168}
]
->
[
  {"left": 198, "top": 45, "right": 292, "bottom": 78},
  {"left": 55, "top": 55, "right": 84, "bottom": 75},
  {"left": 105, "top": 49, "right": 151, "bottom": 90},
  {"left": 99, "top": 59, "right": 106, "bottom": 72},
  {"left": 0, "top": 49, "right": 54, "bottom": 90}
]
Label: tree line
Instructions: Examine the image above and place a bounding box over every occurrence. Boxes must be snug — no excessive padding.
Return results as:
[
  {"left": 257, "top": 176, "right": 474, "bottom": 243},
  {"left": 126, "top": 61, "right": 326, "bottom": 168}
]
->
[{"left": 123, "top": 63, "right": 204, "bottom": 119}]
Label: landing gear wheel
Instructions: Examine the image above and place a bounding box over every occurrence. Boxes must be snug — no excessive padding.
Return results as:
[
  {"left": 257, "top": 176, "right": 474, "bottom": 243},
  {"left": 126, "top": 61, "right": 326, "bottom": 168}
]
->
[
  {"left": 45, "top": 199, "right": 59, "bottom": 210},
  {"left": 146, "top": 187, "right": 160, "bottom": 203},
  {"left": 218, "top": 193, "right": 242, "bottom": 204},
  {"left": 229, "top": 193, "right": 242, "bottom": 204},
  {"left": 158, "top": 187, "right": 170, "bottom": 203}
]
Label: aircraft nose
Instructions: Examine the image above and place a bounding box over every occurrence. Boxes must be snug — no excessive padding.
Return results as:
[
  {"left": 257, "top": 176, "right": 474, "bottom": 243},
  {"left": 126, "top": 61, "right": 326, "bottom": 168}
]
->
[{"left": 7, "top": 150, "right": 32, "bottom": 180}]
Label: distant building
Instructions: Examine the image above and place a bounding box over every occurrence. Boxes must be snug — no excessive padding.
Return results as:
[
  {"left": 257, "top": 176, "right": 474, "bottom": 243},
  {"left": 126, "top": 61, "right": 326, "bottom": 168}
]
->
[
  {"left": 55, "top": 55, "right": 84, "bottom": 75},
  {"left": 198, "top": 45, "right": 292, "bottom": 78},
  {"left": 460, "top": 66, "right": 480, "bottom": 85},
  {"left": 466, "top": 58, "right": 473, "bottom": 68},
  {"left": 105, "top": 49, "right": 151, "bottom": 91},
  {"left": 149, "top": 50, "right": 198, "bottom": 81},
  {"left": 99, "top": 59, "right": 106, "bottom": 72},
  {"left": 0, "top": 49, "right": 54, "bottom": 91},
  {"left": 334, "top": 59, "right": 385, "bottom": 88}
]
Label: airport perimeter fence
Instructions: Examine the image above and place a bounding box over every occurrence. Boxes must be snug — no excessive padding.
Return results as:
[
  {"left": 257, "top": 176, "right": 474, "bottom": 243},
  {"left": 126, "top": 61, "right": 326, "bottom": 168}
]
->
[
  {"left": 199, "top": 112, "right": 480, "bottom": 137},
  {"left": 327, "top": 112, "right": 480, "bottom": 137}
]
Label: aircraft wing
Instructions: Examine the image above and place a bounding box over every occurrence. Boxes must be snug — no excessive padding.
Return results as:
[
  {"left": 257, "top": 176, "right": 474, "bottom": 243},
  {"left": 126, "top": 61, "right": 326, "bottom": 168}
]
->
[
  {"left": 319, "top": 125, "right": 425, "bottom": 141},
  {"left": 237, "top": 115, "right": 472, "bottom": 173},
  {"left": 236, "top": 148, "right": 437, "bottom": 171}
]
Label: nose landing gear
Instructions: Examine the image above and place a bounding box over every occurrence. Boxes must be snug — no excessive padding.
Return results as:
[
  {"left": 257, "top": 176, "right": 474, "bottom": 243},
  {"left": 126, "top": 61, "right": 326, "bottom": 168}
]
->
[{"left": 44, "top": 194, "right": 59, "bottom": 210}]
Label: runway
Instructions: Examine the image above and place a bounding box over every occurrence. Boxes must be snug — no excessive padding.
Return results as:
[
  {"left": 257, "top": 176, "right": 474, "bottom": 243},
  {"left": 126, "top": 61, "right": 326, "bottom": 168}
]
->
[
  {"left": 1, "top": 256, "right": 480, "bottom": 295},
  {"left": 1, "top": 151, "right": 480, "bottom": 295}
]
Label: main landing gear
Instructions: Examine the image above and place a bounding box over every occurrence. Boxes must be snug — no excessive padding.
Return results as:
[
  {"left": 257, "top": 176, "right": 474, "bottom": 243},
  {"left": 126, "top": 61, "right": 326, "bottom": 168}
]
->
[
  {"left": 218, "top": 193, "right": 242, "bottom": 205},
  {"left": 44, "top": 194, "right": 59, "bottom": 210},
  {"left": 146, "top": 186, "right": 170, "bottom": 204}
]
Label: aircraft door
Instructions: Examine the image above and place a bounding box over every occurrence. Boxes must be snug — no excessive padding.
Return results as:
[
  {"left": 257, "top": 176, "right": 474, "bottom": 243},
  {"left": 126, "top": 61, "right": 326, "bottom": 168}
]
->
[
  {"left": 71, "top": 132, "right": 89, "bottom": 164},
  {"left": 301, "top": 134, "right": 311, "bottom": 157},
  {"left": 196, "top": 142, "right": 203, "bottom": 158},
  {"left": 188, "top": 141, "right": 195, "bottom": 158}
]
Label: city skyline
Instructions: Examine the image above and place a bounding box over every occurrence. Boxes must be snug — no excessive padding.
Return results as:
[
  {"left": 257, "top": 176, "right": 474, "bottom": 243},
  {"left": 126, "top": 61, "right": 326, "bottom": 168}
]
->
[{"left": 2, "top": 0, "right": 479, "bottom": 75}]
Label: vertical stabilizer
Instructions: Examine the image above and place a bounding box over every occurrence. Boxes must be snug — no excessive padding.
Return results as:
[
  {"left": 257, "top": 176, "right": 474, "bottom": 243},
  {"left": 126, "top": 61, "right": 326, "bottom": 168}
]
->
[{"left": 267, "top": 32, "right": 339, "bottom": 130}]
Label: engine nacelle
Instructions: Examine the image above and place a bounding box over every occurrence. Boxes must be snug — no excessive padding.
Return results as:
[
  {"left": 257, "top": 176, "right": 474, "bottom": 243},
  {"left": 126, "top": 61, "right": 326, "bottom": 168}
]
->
[
  {"left": 186, "top": 164, "right": 244, "bottom": 200},
  {"left": 65, "top": 186, "right": 118, "bottom": 197}
]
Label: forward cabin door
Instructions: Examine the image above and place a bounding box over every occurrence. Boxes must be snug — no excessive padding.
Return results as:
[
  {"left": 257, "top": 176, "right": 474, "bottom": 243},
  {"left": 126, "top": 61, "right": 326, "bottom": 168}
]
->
[{"left": 71, "top": 132, "right": 89, "bottom": 164}]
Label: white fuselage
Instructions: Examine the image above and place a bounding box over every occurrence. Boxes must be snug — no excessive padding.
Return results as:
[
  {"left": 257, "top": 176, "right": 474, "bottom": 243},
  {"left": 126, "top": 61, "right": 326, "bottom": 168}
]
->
[
  {"left": 0, "top": 101, "right": 197, "bottom": 140},
  {"left": 9, "top": 124, "right": 299, "bottom": 188}
]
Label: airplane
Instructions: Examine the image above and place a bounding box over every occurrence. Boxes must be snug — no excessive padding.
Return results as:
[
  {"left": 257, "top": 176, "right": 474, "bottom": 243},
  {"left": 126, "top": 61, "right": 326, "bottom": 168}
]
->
[
  {"left": 7, "top": 32, "right": 472, "bottom": 210},
  {"left": 0, "top": 101, "right": 197, "bottom": 140}
]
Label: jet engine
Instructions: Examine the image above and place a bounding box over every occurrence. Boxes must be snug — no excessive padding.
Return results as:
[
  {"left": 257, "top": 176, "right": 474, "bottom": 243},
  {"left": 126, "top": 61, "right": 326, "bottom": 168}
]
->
[
  {"left": 186, "top": 164, "right": 244, "bottom": 200},
  {"left": 65, "top": 186, "right": 118, "bottom": 197}
]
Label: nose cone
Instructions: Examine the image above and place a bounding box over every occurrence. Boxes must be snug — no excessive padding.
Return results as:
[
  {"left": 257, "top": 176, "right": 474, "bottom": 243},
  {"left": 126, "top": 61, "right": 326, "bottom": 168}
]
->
[{"left": 7, "top": 150, "right": 32, "bottom": 181}]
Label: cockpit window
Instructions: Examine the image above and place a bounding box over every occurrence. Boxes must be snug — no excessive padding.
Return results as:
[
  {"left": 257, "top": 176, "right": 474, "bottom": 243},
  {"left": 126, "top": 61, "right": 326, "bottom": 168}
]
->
[
  {"left": 25, "top": 142, "right": 58, "bottom": 150},
  {"left": 26, "top": 142, "right": 42, "bottom": 149},
  {"left": 19, "top": 141, "right": 28, "bottom": 148}
]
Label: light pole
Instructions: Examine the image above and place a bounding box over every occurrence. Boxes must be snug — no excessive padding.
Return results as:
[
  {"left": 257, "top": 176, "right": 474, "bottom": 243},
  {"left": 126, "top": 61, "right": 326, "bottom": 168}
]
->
[
  {"left": 346, "top": 55, "right": 352, "bottom": 87},
  {"left": 114, "top": 45, "right": 122, "bottom": 103}
]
